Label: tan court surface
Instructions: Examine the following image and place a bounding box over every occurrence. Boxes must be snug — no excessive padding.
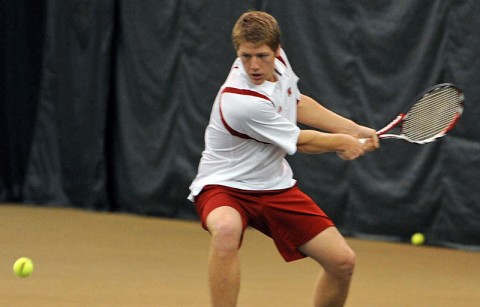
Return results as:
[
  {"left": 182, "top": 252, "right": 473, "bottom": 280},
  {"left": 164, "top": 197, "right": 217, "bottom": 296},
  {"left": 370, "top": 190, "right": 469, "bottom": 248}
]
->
[{"left": 1, "top": 204, "right": 479, "bottom": 306}]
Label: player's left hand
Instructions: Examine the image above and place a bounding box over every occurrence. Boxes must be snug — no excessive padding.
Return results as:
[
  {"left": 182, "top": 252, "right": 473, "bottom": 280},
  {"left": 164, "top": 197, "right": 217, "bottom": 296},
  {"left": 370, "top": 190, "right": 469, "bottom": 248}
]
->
[
  {"left": 361, "top": 137, "right": 379, "bottom": 152},
  {"left": 357, "top": 126, "right": 379, "bottom": 151}
]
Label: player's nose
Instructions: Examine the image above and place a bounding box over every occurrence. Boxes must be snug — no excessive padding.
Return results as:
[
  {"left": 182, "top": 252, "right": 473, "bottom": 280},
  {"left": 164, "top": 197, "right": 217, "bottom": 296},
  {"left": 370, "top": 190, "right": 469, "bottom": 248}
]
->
[{"left": 250, "top": 56, "right": 260, "bottom": 69}]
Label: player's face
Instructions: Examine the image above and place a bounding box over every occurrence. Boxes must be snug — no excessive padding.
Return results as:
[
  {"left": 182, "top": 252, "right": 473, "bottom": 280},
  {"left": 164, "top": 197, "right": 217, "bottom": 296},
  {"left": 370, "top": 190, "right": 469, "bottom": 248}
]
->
[{"left": 237, "top": 43, "right": 279, "bottom": 85}]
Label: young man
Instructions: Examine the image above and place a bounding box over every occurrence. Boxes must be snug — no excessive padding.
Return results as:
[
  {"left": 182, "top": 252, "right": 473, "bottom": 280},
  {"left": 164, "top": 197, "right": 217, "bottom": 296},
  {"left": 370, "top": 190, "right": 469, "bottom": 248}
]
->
[{"left": 189, "top": 11, "right": 379, "bottom": 307}]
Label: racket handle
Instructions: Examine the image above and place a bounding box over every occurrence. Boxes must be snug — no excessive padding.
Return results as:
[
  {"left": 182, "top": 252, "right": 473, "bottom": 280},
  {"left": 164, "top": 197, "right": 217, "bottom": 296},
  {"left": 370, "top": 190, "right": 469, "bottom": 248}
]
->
[
  {"left": 359, "top": 128, "right": 384, "bottom": 143},
  {"left": 359, "top": 135, "right": 382, "bottom": 144},
  {"left": 359, "top": 138, "right": 372, "bottom": 144}
]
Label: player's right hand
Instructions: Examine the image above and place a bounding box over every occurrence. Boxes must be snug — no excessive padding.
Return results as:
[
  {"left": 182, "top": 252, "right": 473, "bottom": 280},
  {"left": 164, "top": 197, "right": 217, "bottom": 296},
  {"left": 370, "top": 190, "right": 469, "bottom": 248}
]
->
[
  {"left": 360, "top": 136, "right": 379, "bottom": 152},
  {"left": 336, "top": 136, "right": 365, "bottom": 160}
]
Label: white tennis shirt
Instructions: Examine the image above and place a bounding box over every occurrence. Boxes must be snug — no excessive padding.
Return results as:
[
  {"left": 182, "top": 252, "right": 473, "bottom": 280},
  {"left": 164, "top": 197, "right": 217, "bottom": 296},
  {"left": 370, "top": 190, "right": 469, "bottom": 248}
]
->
[{"left": 188, "top": 49, "right": 301, "bottom": 201}]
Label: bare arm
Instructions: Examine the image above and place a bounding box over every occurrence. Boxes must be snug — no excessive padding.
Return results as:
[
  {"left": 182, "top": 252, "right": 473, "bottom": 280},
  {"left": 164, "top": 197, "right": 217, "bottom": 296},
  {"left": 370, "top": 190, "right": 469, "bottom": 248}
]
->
[
  {"left": 297, "top": 130, "right": 365, "bottom": 160},
  {"left": 297, "top": 94, "right": 360, "bottom": 134},
  {"left": 296, "top": 94, "right": 379, "bottom": 158}
]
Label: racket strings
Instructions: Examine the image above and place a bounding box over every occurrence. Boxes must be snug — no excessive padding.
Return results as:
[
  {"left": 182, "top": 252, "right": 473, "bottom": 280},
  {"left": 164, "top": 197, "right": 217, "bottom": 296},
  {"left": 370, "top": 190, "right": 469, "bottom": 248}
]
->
[{"left": 402, "top": 88, "right": 462, "bottom": 141}]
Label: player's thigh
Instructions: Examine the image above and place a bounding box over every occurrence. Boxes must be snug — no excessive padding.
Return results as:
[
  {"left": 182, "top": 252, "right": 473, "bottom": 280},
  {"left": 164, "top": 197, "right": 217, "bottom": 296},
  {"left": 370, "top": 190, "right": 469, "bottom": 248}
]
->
[{"left": 298, "top": 227, "right": 355, "bottom": 271}]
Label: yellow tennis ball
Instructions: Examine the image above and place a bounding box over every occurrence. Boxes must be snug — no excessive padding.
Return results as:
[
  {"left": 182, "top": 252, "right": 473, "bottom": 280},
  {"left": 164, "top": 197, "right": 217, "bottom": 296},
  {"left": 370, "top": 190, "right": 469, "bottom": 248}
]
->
[
  {"left": 13, "top": 257, "right": 34, "bottom": 278},
  {"left": 411, "top": 233, "right": 425, "bottom": 246}
]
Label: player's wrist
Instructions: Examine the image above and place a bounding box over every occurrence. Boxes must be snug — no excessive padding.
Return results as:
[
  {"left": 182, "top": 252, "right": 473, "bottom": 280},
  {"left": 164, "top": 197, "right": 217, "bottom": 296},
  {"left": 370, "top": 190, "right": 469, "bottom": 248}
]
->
[
  {"left": 333, "top": 133, "right": 358, "bottom": 151},
  {"left": 335, "top": 119, "right": 361, "bottom": 137}
]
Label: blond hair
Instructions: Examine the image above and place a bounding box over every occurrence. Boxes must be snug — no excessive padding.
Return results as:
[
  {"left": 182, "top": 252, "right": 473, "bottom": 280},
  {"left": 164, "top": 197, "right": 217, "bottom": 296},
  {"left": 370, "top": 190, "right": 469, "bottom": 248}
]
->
[{"left": 232, "top": 11, "right": 281, "bottom": 51}]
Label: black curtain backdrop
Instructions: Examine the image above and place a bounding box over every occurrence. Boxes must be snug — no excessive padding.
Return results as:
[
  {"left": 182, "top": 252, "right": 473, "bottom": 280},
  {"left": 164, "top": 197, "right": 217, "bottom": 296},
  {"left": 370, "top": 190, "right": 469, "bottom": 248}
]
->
[{"left": 2, "top": 0, "right": 480, "bottom": 249}]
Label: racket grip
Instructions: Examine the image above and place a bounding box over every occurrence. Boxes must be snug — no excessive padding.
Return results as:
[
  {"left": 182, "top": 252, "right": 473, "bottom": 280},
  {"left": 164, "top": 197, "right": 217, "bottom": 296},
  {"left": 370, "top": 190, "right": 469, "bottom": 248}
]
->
[
  {"left": 359, "top": 136, "right": 381, "bottom": 144},
  {"left": 360, "top": 131, "right": 383, "bottom": 144}
]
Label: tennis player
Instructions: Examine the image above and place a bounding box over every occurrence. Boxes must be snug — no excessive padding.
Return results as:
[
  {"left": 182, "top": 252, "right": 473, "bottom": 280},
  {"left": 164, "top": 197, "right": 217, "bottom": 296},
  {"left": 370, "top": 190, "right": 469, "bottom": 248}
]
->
[{"left": 189, "top": 11, "right": 379, "bottom": 307}]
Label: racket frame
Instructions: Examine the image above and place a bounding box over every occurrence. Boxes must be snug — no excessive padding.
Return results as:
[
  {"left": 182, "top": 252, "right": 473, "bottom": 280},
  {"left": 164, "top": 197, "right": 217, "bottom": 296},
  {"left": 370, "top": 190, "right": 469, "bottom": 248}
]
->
[{"left": 374, "top": 83, "right": 464, "bottom": 144}]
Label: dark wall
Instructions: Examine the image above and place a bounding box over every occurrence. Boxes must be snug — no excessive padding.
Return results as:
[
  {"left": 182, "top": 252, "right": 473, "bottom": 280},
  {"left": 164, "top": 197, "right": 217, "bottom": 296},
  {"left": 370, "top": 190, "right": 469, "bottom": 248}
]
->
[
  {"left": 0, "top": 0, "right": 45, "bottom": 201},
  {"left": 2, "top": 0, "right": 480, "bottom": 249}
]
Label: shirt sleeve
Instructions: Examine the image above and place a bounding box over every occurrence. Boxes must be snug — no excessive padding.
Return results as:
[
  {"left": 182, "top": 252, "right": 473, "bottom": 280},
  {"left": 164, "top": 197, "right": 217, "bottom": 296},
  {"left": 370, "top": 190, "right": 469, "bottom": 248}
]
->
[{"left": 220, "top": 92, "right": 300, "bottom": 155}]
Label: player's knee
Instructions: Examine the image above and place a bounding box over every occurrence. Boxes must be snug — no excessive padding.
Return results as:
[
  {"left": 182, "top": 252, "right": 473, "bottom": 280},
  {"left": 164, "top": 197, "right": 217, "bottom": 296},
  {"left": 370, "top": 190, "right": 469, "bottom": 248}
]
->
[
  {"left": 331, "top": 248, "right": 356, "bottom": 278},
  {"left": 208, "top": 217, "right": 242, "bottom": 254},
  {"left": 210, "top": 218, "right": 241, "bottom": 241}
]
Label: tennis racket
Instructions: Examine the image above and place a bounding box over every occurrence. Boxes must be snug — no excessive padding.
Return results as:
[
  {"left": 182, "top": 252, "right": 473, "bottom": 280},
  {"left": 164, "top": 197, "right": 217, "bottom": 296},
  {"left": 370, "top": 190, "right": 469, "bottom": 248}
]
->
[{"left": 364, "top": 83, "right": 464, "bottom": 144}]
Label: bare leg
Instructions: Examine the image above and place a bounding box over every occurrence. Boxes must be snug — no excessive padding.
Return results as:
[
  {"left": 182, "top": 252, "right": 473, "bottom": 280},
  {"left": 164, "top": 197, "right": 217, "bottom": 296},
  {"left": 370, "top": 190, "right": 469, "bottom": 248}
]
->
[
  {"left": 298, "top": 227, "right": 356, "bottom": 307},
  {"left": 205, "top": 206, "right": 244, "bottom": 307}
]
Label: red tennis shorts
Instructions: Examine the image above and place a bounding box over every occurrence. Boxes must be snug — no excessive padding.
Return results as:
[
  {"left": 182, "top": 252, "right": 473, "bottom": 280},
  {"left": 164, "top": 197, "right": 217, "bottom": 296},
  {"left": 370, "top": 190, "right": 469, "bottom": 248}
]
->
[{"left": 194, "top": 184, "right": 335, "bottom": 262}]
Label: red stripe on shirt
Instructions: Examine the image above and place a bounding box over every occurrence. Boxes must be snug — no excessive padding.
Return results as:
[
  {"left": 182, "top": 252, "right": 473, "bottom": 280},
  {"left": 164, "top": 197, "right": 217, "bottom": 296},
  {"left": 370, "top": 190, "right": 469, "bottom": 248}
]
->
[
  {"left": 222, "top": 87, "right": 272, "bottom": 103},
  {"left": 219, "top": 87, "right": 272, "bottom": 142},
  {"left": 276, "top": 55, "right": 287, "bottom": 67}
]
